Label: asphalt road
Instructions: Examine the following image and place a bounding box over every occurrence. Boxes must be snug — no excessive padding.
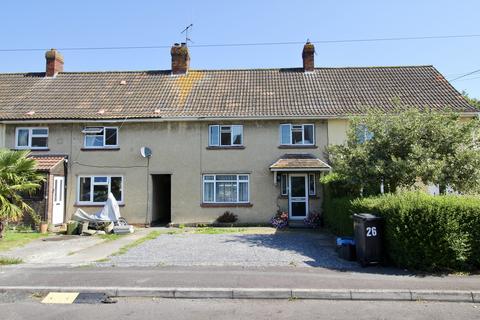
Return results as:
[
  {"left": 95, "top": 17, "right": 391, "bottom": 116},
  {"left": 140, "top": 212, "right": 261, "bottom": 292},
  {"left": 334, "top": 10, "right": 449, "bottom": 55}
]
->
[{"left": 3, "top": 298, "right": 480, "bottom": 320}]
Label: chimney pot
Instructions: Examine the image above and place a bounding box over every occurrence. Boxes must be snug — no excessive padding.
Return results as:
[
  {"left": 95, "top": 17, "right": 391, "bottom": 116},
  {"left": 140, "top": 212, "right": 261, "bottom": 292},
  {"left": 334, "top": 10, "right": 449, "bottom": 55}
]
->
[
  {"left": 171, "top": 43, "right": 190, "bottom": 75},
  {"left": 45, "top": 48, "right": 64, "bottom": 77},
  {"left": 302, "top": 42, "right": 315, "bottom": 72}
]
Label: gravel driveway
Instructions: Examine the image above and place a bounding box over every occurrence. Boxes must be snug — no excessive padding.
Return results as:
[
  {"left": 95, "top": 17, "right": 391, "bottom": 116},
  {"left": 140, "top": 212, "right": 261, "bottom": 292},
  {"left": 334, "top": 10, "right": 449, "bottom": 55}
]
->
[{"left": 104, "top": 230, "right": 358, "bottom": 269}]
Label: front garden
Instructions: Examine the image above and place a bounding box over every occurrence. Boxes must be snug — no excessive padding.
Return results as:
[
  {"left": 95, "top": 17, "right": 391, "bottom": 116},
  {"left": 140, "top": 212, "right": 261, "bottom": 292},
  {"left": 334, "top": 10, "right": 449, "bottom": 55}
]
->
[{"left": 322, "top": 109, "right": 480, "bottom": 272}]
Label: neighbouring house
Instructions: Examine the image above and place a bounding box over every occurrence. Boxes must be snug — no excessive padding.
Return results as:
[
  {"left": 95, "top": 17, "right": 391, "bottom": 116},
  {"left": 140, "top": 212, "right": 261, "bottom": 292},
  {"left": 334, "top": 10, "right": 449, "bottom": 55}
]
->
[{"left": 0, "top": 42, "right": 477, "bottom": 225}]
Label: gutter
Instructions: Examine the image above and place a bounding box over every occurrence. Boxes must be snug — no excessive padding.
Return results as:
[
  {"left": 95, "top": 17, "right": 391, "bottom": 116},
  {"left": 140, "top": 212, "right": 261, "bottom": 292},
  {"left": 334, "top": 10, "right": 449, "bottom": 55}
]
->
[{"left": 0, "top": 112, "right": 478, "bottom": 124}]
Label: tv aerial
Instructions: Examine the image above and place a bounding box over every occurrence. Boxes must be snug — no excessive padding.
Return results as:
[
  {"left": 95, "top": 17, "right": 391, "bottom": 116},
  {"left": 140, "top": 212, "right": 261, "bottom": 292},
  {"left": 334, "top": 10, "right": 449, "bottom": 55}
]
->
[{"left": 181, "top": 24, "right": 194, "bottom": 44}]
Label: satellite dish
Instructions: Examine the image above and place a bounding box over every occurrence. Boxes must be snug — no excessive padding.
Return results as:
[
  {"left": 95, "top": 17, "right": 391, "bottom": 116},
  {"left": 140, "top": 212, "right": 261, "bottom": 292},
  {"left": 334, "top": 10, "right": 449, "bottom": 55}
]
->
[{"left": 140, "top": 147, "right": 152, "bottom": 158}]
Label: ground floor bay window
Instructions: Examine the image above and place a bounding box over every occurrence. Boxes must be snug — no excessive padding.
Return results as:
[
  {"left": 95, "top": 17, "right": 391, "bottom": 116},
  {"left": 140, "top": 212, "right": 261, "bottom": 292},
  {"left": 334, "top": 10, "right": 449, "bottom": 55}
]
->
[
  {"left": 203, "top": 174, "right": 249, "bottom": 204},
  {"left": 77, "top": 175, "right": 123, "bottom": 204}
]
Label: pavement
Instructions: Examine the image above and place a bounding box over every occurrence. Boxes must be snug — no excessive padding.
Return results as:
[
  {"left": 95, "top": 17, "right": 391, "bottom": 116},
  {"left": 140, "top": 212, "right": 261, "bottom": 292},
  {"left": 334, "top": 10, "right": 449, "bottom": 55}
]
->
[
  {"left": 1, "top": 266, "right": 480, "bottom": 302},
  {"left": 3, "top": 298, "right": 480, "bottom": 320}
]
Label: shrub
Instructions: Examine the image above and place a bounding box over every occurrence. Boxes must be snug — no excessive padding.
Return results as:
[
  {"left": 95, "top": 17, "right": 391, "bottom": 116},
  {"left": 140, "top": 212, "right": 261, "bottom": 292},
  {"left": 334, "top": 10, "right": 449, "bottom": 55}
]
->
[
  {"left": 304, "top": 211, "right": 322, "bottom": 228},
  {"left": 323, "top": 196, "right": 355, "bottom": 236},
  {"left": 351, "top": 192, "right": 480, "bottom": 271},
  {"left": 216, "top": 211, "right": 238, "bottom": 223},
  {"left": 271, "top": 210, "right": 288, "bottom": 229}
]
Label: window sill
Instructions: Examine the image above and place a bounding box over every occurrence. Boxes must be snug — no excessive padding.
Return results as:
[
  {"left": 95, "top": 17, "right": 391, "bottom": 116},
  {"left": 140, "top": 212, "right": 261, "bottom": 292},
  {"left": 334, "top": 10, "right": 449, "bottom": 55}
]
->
[
  {"left": 201, "top": 203, "right": 253, "bottom": 208},
  {"left": 278, "top": 145, "right": 318, "bottom": 149},
  {"left": 206, "top": 146, "right": 245, "bottom": 150},
  {"left": 13, "top": 148, "right": 50, "bottom": 151},
  {"left": 81, "top": 147, "right": 120, "bottom": 151},
  {"left": 74, "top": 203, "right": 125, "bottom": 207},
  {"left": 278, "top": 195, "right": 318, "bottom": 199}
]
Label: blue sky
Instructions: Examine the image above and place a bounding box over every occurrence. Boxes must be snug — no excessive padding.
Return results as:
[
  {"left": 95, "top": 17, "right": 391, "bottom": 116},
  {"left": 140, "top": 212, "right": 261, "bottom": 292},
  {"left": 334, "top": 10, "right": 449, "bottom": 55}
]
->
[{"left": 1, "top": 0, "right": 480, "bottom": 97}]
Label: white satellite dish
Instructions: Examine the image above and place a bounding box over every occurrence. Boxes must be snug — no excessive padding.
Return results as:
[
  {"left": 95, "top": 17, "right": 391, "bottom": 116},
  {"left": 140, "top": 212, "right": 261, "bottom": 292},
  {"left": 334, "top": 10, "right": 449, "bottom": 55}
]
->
[{"left": 140, "top": 146, "right": 152, "bottom": 158}]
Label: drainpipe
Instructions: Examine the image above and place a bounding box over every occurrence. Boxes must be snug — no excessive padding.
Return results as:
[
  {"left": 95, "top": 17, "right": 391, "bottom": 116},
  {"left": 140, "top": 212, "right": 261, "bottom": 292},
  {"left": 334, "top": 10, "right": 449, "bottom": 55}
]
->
[
  {"left": 43, "top": 173, "right": 49, "bottom": 223},
  {"left": 63, "top": 156, "right": 68, "bottom": 223}
]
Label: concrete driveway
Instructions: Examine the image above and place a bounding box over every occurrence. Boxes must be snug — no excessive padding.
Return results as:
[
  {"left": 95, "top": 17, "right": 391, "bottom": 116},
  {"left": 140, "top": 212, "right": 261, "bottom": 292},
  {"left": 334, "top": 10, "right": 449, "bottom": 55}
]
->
[
  {"left": 0, "top": 229, "right": 151, "bottom": 266},
  {"left": 103, "top": 229, "right": 358, "bottom": 270}
]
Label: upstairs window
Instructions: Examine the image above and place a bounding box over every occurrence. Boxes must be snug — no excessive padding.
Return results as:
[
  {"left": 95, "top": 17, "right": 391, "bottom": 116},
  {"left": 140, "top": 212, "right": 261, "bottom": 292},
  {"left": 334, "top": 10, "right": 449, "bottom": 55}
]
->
[
  {"left": 15, "top": 127, "right": 49, "bottom": 149},
  {"left": 83, "top": 127, "right": 118, "bottom": 148},
  {"left": 356, "top": 124, "right": 374, "bottom": 144},
  {"left": 209, "top": 125, "right": 243, "bottom": 147},
  {"left": 280, "top": 124, "right": 314, "bottom": 145}
]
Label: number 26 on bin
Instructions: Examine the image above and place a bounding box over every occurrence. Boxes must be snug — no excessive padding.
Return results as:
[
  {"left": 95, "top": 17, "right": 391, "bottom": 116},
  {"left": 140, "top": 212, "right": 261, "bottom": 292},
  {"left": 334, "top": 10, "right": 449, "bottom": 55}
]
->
[{"left": 366, "top": 227, "right": 377, "bottom": 237}]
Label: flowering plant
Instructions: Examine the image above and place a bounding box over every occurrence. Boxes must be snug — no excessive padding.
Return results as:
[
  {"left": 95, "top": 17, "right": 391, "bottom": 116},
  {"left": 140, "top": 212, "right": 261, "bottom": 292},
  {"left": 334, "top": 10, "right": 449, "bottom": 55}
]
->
[
  {"left": 270, "top": 210, "right": 288, "bottom": 229},
  {"left": 304, "top": 211, "right": 322, "bottom": 228}
]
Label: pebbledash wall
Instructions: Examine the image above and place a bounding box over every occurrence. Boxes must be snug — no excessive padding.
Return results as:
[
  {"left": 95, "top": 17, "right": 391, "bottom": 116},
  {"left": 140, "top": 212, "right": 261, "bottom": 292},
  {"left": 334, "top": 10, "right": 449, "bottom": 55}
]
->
[{"left": 4, "top": 120, "right": 330, "bottom": 224}]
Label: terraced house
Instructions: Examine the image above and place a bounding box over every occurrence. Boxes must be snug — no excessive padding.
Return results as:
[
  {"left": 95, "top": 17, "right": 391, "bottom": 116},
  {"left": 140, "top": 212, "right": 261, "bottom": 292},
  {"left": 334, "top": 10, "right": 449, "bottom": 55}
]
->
[{"left": 0, "top": 42, "right": 477, "bottom": 225}]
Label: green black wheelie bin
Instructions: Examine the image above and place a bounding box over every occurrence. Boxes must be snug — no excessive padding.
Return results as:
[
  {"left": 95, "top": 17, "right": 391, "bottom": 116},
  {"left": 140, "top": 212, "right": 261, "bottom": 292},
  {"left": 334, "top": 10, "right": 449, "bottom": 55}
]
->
[{"left": 353, "top": 213, "right": 383, "bottom": 267}]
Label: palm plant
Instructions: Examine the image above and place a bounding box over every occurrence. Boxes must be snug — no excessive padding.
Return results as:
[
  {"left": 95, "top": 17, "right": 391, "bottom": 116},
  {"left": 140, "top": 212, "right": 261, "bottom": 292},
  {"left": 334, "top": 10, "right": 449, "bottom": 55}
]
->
[{"left": 0, "top": 149, "right": 44, "bottom": 238}]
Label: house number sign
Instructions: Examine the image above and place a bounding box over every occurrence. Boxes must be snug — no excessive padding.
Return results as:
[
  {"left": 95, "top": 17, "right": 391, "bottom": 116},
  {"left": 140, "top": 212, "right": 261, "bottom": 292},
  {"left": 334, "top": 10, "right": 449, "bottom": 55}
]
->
[{"left": 366, "top": 227, "right": 377, "bottom": 237}]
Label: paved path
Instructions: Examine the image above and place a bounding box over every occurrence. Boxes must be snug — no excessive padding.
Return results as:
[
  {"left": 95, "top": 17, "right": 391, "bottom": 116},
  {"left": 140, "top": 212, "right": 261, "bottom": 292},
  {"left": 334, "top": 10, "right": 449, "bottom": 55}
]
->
[
  {"left": 0, "top": 228, "right": 151, "bottom": 266},
  {"left": 103, "top": 230, "right": 359, "bottom": 270}
]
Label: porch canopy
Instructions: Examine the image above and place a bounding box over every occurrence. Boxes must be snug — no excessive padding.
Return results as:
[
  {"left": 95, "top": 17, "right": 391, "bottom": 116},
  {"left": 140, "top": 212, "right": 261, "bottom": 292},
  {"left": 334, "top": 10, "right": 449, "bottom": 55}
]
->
[
  {"left": 270, "top": 154, "right": 331, "bottom": 172},
  {"left": 29, "top": 155, "right": 66, "bottom": 173},
  {"left": 269, "top": 154, "right": 331, "bottom": 183}
]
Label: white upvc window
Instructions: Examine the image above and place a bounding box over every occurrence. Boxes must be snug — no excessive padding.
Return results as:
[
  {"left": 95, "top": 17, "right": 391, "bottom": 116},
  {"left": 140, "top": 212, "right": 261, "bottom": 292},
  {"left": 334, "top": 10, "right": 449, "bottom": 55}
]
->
[
  {"left": 280, "top": 174, "right": 288, "bottom": 196},
  {"left": 77, "top": 175, "right": 123, "bottom": 204},
  {"left": 203, "top": 174, "right": 250, "bottom": 203},
  {"left": 280, "top": 124, "right": 314, "bottom": 145},
  {"left": 356, "top": 124, "right": 374, "bottom": 144},
  {"left": 308, "top": 173, "right": 316, "bottom": 196},
  {"left": 15, "top": 127, "right": 49, "bottom": 149},
  {"left": 83, "top": 127, "right": 118, "bottom": 148},
  {"left": 208, "top": 125, "right": 243, "bottom": 147}
]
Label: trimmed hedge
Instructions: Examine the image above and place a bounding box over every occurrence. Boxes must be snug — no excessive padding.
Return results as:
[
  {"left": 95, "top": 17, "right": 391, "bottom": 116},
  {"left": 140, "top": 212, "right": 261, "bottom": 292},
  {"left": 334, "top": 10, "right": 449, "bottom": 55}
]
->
[
  {"left": 323, "top": 196, "right": 355, "bottom": 236},
  {"left": 324, "top": 191, "right": 480, "bottom": 271}
]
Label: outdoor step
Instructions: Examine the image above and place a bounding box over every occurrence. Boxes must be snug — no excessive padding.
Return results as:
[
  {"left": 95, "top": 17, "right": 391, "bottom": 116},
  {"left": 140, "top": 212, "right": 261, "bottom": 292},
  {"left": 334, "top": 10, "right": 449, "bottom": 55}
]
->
[{"left": 288, "top": 221, "right": 310, "bottom": 229}]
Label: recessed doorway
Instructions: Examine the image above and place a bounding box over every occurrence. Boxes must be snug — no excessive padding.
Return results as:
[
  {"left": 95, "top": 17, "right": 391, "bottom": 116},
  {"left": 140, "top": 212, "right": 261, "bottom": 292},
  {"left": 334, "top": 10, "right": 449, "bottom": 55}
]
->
[{"left": 151, "top": 174, "right": 171, "bottom": 225}]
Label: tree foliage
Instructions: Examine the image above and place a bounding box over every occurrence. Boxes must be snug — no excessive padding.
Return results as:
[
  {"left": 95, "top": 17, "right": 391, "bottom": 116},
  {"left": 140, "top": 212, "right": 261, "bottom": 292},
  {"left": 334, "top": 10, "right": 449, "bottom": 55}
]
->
[
  {"left": 0, "top": 149, "right": 44, "bottom": 236},
  {"left": 324, "top": 109, "right": 480, "bottom": 194}
]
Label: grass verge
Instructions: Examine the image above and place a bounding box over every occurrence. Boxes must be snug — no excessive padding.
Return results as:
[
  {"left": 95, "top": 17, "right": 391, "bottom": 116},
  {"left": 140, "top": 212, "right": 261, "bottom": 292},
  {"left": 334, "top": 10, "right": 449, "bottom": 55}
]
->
[
  {"left": 0, "top": 231, "right": 49, "bottom": 252},
  {"left": 98, "top": 233, "right": 125, "bottom": 242},
  {"left": 110, "top": 231, "right": 162, "bottom": 256},
  {"left": 0, "top": 256, "right": 23, "bottom": 265},
  {"left": 192, "top": 227, "right": 247, "bottom": 234}
]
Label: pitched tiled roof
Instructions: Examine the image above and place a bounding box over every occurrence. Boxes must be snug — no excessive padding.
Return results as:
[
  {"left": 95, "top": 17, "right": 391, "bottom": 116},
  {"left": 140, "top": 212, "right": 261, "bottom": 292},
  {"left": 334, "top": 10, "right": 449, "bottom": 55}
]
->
[
  {"left": 0, "top": 66, "right": 476, "bottom": 120},
  {"left": 270, "top": 154, "right": 331, "bottom": 171},
  {"left": 30, "top": 155, "right": 65, "bottom": 171}
]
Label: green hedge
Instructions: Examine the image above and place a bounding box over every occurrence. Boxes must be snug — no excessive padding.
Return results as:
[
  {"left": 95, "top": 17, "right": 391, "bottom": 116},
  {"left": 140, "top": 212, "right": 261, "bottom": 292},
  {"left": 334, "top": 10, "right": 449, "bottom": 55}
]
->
[
  {"left": 323, "top": 196, "right": 355, "bottom": 236},
  {"left": 324, "top": 191, "right": 480, "bottom": 271}
]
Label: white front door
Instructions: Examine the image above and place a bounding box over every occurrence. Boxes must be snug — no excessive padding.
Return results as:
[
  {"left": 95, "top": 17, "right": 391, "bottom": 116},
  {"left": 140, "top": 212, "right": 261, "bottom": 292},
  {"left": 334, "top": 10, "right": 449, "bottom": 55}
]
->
[
  {"left": 52, "top": 176, "right": 65, "bottom": 225},
  {"left": 289, "top": 174, "right": 308, "bottom": 220}
]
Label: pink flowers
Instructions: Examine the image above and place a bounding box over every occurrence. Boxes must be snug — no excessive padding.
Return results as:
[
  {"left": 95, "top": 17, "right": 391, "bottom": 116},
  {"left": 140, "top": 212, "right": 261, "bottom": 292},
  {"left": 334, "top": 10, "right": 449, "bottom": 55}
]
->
[{"left": 271, "top": 210, "right": 289, "bottom": 229}]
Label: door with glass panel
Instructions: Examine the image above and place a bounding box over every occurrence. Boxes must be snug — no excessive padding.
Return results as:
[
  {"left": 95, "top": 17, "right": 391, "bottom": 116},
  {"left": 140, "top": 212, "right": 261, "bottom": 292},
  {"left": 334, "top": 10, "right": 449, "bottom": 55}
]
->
[
  {"left": 288, "top": 174, "right": 308, "bottom": 220},
  {"left": 52, "top": 176, "right": 65, "bottom": 225}
]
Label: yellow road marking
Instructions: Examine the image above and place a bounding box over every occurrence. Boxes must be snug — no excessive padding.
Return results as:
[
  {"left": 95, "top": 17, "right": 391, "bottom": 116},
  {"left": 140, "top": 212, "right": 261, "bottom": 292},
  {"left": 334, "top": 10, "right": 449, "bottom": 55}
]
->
[{"left": 41, "top": 292, "right": 79, "bottom": 304}]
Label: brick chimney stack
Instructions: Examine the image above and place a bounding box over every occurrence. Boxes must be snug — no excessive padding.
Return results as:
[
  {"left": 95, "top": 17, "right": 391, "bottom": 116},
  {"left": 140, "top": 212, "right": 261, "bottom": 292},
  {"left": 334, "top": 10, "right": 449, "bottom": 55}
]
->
[
  {"left": 171, "top": 43, "right": 190, "bottom": 75},
  {"left": 302, "top": 42, "right": 315, "bottom": 72},
  {"left": 45, "top": 49, "right": 64, "bottom": 77}
]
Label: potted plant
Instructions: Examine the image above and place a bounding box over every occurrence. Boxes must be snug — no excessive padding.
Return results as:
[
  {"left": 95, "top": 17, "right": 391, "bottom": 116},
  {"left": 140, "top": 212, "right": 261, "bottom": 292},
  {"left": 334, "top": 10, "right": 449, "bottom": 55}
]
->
[{"left": 39, "top": 221, "right": 48, "bottom": 234}]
